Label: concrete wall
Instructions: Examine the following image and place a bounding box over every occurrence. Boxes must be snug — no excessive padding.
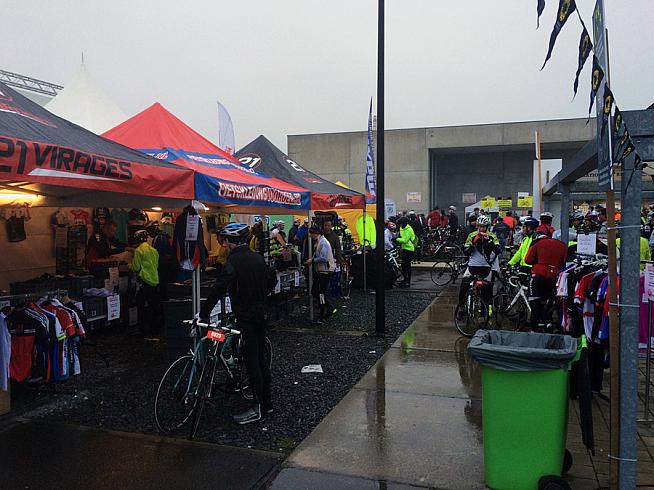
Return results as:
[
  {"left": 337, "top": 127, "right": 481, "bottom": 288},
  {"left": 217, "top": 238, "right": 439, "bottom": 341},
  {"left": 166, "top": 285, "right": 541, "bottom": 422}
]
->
[{"left": 287, "top": 118, "right": 595, "bottom": 217}]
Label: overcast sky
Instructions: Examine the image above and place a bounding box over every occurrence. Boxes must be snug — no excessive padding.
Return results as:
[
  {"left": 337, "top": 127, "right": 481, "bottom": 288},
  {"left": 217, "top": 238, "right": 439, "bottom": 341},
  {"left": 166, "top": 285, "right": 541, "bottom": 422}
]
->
[{"left": 4, "top": 0, "right": 653, "bottom": 152}]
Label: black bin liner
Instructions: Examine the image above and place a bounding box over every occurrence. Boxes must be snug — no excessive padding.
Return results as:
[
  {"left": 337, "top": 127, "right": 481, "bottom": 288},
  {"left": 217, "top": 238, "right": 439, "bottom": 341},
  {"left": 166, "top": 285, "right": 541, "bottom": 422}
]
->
[{"left": 468, "top": 330, "right": 577, "bottom": 372}]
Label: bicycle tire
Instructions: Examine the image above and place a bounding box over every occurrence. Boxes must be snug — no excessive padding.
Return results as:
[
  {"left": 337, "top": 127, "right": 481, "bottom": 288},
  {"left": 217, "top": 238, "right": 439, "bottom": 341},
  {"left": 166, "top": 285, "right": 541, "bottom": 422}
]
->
[
  {"left": 500, "top": 295, "right": 529, "bottom": 331},
  {"left": 154, "top": 355, "right": 198, "bottom": 433},
  {"left": 340, "top": 267, "right": 351, "bottom": 299},
  {"left": 455, "top": 297, "right": 488, "bottom": 337},
  {"left": 431, "top": 261, "right": 454, "bottom": 286},
  {"left": 189, "top": 361, "right": 212, "bottom": 439},
  {"left": 240, "top": 337, "right": 273, "bottom": 402}
]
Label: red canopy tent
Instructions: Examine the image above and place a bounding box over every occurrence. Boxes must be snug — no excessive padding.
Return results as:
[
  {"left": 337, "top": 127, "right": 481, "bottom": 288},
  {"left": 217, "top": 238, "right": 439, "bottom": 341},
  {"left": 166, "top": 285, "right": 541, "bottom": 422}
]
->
[{"left": 103, "top": 103, "right": 310, "bottom": 213}]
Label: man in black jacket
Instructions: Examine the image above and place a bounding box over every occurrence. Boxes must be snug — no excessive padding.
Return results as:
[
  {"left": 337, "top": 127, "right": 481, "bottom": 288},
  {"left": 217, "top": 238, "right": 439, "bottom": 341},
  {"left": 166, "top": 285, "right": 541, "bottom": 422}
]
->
[{"left": 200, "top": 223, "right": 278, "bottom": 425}]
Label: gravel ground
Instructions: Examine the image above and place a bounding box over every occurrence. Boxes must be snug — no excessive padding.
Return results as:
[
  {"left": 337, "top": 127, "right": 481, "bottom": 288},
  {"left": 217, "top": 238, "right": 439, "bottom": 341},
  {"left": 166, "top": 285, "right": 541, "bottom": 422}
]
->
[{"left": 16, "top": 287, "right": 437, "bottom": 454}]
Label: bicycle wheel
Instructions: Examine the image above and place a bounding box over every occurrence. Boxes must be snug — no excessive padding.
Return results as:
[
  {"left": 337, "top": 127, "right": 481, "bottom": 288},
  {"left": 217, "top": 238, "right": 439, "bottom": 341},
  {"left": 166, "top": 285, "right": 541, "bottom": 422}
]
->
[
  {"left": 154, "top": 355, "right": 200, "bottom": 433},
  {"left": 499, "top": 296, "right": 529, "bottom": 331},
  {"left": 240, "top": 337, "right": 273, "bottom": 402},
  {"left": 340, "top": 267, "right": 351, "bottom": 299},
  {"left": 189, "top": 361, "right": 213, "bottom": 439},
  {"left": 455, "top": 297, "right": 488, "bottom": 337},
  {"left": 431, "top": 261, "right": 454, "bottom": 286}
]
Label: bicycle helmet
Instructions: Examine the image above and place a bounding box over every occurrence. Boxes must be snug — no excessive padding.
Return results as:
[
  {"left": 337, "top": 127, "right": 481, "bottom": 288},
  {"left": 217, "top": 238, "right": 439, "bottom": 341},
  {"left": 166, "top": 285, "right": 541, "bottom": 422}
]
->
[
  {"left": 523, "top": 216, "right": 539, "bottom": 228},
  {"left": 219, "top": 223, "right": 250, "bottom": 243},
  {"left": 134, "top": 229, "right": 149, "bottom": 243},
  {"left": 571, "top": 211, "right": 584, "bottom": 221},
  {"left": 476, "top": 215, "right": 491, "bottom": 226}
]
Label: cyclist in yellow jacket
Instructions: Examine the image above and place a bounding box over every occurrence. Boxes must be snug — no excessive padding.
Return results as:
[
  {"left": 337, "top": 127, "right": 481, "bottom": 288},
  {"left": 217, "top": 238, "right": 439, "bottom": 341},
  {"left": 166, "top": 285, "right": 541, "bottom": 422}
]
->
[
  {"left": 508, "top": 217, "right": 539, "bottom": 271},
  {"left": 130, "top": 230, "right": 160, "bottom": 335},
  {"left": 395, "top": 217, "right": 417, "bottom": 288}
]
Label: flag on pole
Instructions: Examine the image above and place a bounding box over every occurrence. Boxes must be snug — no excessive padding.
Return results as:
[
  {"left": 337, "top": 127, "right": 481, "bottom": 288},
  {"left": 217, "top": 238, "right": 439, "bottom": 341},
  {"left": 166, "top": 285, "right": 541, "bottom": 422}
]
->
[
  {"left": 572, "top": 25, "right": 592, "bottom": 98},
  {"left": 537, "top": 0, "right": 546, "bottom": 28},
  {"left": 541, "top": 0, "right": 577, "bottom": 69},
  {"left": 365, "top": 97, "right": 377, "bottom": 205},
  {"left": 600, "top": 84, "right": 613, "bottom": 136},
  {"left": 217, "top": 101, "right": 235, "bottom": 155},
  {"left": 587, "top": 55, "right": 605, "bottom": 118}
]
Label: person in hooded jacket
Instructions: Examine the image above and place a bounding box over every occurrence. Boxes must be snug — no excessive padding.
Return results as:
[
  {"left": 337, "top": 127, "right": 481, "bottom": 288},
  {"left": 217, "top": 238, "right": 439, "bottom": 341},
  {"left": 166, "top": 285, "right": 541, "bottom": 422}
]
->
[{"left": 395, "top": 217, "right": 417, "bottom": 288}]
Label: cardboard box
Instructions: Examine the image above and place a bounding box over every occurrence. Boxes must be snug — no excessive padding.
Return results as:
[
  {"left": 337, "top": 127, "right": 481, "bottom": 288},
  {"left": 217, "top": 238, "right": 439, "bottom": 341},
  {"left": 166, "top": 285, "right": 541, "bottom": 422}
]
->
[{"left": 0, "top": 386, "right": 10, "bottom": 416}]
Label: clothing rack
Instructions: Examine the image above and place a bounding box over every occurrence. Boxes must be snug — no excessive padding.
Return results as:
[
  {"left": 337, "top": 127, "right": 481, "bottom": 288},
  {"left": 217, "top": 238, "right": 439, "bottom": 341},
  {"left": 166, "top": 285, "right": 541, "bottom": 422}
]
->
[{"left": 0, "top": 289, "right": 69, "bottom": 307}]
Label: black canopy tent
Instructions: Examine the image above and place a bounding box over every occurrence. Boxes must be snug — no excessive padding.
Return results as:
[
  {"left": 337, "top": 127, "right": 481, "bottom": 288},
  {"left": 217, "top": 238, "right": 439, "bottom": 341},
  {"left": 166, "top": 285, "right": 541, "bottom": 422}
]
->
[{"left": 235, "top": 135, "right": 365, "bottom": 211}]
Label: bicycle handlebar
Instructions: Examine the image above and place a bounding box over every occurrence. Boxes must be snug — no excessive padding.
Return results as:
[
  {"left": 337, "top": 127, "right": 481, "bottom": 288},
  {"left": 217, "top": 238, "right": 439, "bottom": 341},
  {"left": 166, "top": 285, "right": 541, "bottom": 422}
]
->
[{"left": 183, "top": 319, "right": 241, "bottom": 336}]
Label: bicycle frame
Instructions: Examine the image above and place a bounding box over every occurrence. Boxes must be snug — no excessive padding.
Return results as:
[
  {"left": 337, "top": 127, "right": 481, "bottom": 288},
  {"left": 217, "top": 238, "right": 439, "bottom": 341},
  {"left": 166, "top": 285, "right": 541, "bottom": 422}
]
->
[{"left": 506, "top": 275, "right": 532, "bottom": 318}]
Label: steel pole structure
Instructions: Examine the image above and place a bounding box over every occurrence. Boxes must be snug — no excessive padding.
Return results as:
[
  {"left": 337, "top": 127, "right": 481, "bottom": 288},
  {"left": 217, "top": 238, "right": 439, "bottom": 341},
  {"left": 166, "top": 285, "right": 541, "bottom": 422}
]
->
[
  {"left": 375, "top": 0, "right": 386, "bottom": 335},
  {"left": 559, "top": 182, "right": 570, "bottom": 245},
  {"left": 618, "top": 152, "right": 641, "bottom": 488}
]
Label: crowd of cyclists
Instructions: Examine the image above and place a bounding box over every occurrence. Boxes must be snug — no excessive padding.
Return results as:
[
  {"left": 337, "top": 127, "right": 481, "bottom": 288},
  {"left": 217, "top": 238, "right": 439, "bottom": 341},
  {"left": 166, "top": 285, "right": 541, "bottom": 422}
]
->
[{"left": 386, "top": 201, "right": 654, "bottom": 333}]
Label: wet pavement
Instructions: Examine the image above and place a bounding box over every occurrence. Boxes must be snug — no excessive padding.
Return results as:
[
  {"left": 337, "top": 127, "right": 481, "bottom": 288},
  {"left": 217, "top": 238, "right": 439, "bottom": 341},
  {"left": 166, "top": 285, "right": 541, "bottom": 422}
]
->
[
  {"left": 272, "top": 284, "right": 486, "bottom": 489},
  {"left": 271, "top": 283, "right": 654, "bottom": 489},
  {"left": 0, "top": 420, "right": 282, "bottom": 489}
]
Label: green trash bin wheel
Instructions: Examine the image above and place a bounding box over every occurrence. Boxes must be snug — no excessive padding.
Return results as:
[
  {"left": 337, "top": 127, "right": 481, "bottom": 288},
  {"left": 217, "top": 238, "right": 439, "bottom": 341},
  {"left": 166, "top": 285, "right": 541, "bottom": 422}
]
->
[{"left": 538, "top": 475, "right": 571, "bottom": 490}]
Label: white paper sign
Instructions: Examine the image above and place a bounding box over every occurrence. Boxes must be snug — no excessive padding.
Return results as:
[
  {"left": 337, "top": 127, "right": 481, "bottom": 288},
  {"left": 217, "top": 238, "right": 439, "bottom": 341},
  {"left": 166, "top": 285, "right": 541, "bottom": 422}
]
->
[
  {"left": 107, "top": 295, "right": 121, "bottom": 321},
  {"left": 185, "top": 215, "right": 200, "bottom": 241},
  {"left": 274, "top": 273, "right": 281, "bottom": 294},
  {"left": 74, "top": 301, "right": 84, "bottom": 312},
  {"left": 646, "top": 264, "right": 654, "bottom": 301},
  {"left": 577, "top": 233, "right": 597, "bottom": 256},
  {"left": 128, "top": 307, "right": 138, "bottom": 326},
  {"left": 109, "top": 267, "right": 119, "bottom": 284},
  {"left": 294, "top": 270, "right": 300, "bottom": 287},
  {"left": 301, "top": 364, "right": 323, "bottom": 374}
]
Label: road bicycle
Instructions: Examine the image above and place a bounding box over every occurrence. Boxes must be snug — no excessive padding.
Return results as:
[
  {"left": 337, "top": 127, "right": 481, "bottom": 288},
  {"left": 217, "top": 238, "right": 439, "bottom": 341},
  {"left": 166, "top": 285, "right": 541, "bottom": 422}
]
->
[
  {"left": 454, "top": 275, "right": 490, "bottom": 337},
  {"left": 154, "top": 319, "right": 272, "bottom": 439},
  {"left": 430, "top": 253, "right": 468, "bottom": 287},
  {"left": 340, "top": 251, "right": 355, "bottom": 299},
  {"left": 386, "top": 247, "right": 404, "bottom": 284},
  {"left": 493, "top": 269, "right": 560, "bottom": 332}
]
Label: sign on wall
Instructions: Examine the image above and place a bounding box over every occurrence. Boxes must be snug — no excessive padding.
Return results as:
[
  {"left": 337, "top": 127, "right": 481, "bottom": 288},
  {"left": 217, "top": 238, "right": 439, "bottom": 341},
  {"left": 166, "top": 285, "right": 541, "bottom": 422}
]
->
[
  {"left": 480, "top": 196, "right": 497, "bottom": 209},
  {"left": 462, "top": 193, "right": 477, "bottom": 204},
  {"left": 406, "top": 192, "right": 422, "bottom": 204},
  {"left": 498, "top": 198, "right": 512, "bottom": 210},
  {"left": 517, "top": 194, "right": 533, "bottom": 208}
]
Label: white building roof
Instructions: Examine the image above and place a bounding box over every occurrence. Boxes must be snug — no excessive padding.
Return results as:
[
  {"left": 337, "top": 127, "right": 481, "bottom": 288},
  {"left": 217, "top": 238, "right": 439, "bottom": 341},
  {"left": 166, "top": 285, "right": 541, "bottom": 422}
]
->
[{"left": 45, "top": 64, "right": 127, "bottom": 134}]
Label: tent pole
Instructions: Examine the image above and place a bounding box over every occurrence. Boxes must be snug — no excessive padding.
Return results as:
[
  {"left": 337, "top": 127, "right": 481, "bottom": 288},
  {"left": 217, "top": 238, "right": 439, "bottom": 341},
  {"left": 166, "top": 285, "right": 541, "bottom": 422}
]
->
[{"left": 308, "top": 210, "right": 313, "bottom": 321}]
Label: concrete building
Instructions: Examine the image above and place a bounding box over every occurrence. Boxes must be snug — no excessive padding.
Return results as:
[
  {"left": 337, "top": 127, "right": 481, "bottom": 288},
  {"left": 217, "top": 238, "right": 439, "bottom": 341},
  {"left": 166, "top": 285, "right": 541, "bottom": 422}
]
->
[{"left": 288, "top": 118, "right": 596, "bottom": 220}]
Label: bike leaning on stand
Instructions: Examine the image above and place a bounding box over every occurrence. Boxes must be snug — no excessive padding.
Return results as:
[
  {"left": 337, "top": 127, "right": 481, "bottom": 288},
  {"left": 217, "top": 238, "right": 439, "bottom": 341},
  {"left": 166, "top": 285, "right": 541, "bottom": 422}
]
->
[{"left": 154, "top": 319, "right": 272, "bottom": 439}]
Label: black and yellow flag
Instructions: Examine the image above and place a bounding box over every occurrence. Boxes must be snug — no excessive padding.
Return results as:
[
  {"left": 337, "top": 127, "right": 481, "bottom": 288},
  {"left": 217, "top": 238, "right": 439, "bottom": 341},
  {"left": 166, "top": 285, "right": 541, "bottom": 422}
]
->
[
  {"left": 572, "top": 26, "right": 592, "bottom": 98},
  {"left": 612, "top": 106, "right": 623, "bottom": 136},
  {"left": 617, "top": 140, "right": 636, "bottom": 163},
  {"left": 537, "top": 0, "right": 546, "bottom": 28},
  {"left": 600, "top": 84, "right": 613, "bottom": 135},
  {"left": 542, "top": 0, "right": 577, "bottom": 69},
  {"left": 588, "top": 55, "right": 605, "bottom": 118}
]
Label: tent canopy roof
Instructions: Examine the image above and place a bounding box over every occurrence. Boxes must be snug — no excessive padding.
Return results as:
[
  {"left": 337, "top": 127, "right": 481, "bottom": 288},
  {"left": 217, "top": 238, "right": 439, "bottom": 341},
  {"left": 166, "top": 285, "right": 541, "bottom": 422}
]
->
[
  {"left": 0, "top": 81, "right": 195, "bottom": 207},
  {"left": 44, "top": 64, "right": 128, "bottom": 135},
  {"left": 103, "top": 104, "right": 311, "bottom": 211},
  {"left": 235, "top": 135, "right": 365, "bottom": 210}
]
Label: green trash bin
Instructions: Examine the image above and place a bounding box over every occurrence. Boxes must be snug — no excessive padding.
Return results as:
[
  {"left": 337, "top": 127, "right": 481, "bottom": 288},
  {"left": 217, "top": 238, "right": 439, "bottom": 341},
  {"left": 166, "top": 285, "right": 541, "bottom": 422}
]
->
[{"left": 468, "top": 330, "right": 578, "bottom": 490}]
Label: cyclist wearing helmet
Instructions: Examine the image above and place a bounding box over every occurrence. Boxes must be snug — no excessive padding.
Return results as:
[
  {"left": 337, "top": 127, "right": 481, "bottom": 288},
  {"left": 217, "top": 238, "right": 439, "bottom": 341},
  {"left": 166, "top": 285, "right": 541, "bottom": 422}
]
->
[
  {"left": 552, "top": 212, "right": 582, "bottom": 242},
  {"left": 457, "top": 214, "right": 501, "bottom": 320},
  {"left": 201, "top": 223, "right": 278, "bottom": 425},
  {"left": 130, "top": 229, "right": 160, "bottom": 335},
  {"left": 508, "top": 216, "right": 539, "bottom": 270},
  {"left": 384, "top": 221, "right": 398, "bottom": 251},
  {"left": 448, "top": 206, "right": 459, "bottom": 238},
  {"left": 537, "top": 212, "right": 555, "bottom": 238},
  {"left": 524, "top": 229, "right": 567, "bottom": 332}
]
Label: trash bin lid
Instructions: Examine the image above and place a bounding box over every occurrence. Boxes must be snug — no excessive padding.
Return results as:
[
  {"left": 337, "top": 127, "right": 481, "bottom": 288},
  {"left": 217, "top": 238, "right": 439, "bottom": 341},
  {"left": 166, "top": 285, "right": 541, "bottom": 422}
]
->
[{"left": 467, "top": 330, "right": 578, "bottom": 371}]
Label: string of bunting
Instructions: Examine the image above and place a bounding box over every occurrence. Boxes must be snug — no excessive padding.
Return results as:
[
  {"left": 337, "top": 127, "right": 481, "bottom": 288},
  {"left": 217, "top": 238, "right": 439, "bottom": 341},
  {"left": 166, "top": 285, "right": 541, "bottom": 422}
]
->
[{"left": 537, "top": 0, "right": 641, "bottom": 169}]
